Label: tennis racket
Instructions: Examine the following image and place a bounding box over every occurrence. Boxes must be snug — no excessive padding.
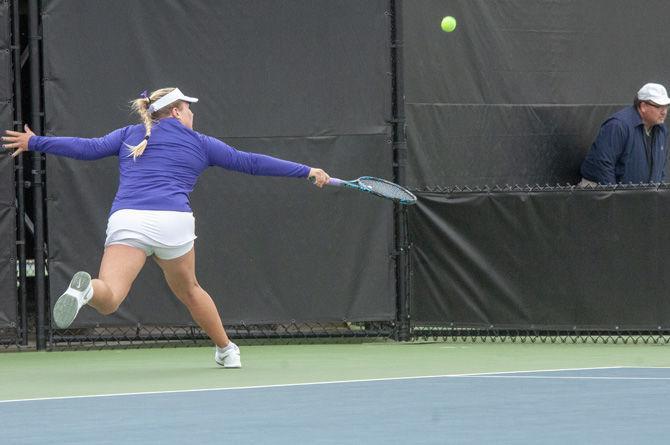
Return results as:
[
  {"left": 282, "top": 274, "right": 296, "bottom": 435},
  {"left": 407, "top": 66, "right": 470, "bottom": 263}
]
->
[{"left": 311, "top": 175, "right": 417, "bottom": 205}]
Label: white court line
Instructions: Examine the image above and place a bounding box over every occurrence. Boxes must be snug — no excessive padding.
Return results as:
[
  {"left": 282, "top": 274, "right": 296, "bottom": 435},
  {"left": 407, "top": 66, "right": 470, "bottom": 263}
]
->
[
  {"left": 0, "top": 365, "right": 652, "bottom": 405},
  {"left": 619, "top": 366, "right": 670, "bottom": 369},
  {"left": 454, "top": 375, "right": 670, "bottom": 381}
]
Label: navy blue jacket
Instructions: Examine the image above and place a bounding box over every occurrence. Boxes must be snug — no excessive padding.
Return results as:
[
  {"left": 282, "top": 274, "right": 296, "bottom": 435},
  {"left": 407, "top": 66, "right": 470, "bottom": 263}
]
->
[{"left": 580, "top": 106, "right": 668, "bottom": 184}]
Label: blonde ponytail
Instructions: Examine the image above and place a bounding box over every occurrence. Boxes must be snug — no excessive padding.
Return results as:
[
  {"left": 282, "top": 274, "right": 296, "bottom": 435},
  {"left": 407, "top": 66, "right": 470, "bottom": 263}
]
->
[{"left": 126, "top": 87, "right": 178, "bottom": 159}]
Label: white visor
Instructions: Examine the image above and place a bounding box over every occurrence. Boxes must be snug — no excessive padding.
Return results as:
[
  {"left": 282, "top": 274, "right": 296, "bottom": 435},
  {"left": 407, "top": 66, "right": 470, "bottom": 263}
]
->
[{"left": 148, "top": 88, "right": 199, "bottom": 114}]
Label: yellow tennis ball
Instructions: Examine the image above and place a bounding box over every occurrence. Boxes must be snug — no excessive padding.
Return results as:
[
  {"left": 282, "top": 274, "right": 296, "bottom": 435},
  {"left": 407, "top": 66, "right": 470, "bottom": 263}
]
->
[{"left": 441, "top": 16, "right": 457, "bottom": 33}]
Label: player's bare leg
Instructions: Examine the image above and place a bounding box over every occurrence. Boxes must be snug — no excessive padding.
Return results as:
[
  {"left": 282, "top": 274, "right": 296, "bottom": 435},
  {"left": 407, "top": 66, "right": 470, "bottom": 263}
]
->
[
  {"left": 53, "top": 244, "right": 146, "bottom": 328},
  {"left": 154, "top": 248, "right": 241, "bottom": 368}
]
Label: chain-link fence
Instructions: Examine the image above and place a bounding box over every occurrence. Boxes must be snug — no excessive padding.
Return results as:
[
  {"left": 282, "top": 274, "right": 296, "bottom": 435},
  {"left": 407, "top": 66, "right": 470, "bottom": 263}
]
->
[
  {"left": 47, "top": 321, "right": 398, "bottom": 351},
  {"left": 410, "top": 325, "right": 670, "bottom": 345}
]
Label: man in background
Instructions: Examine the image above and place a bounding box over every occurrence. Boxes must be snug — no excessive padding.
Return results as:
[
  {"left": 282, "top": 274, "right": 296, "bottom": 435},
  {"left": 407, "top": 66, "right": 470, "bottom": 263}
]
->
[{"left": 579, "top": 83, "right": 670, "bottom": 186}]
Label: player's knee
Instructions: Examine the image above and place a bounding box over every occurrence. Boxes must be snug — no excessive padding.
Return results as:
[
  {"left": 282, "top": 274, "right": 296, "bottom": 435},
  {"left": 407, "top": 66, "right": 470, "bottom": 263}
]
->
[
  {"left": 93, "top": 294, "right": 125, "bottom": 315},
  {"left": 177, "top": 284, "right": 202, "bottom": 306}
]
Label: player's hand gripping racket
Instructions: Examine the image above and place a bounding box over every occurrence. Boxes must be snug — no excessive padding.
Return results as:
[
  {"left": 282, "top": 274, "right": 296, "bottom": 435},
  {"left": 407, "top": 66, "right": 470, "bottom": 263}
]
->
[{"left": 310, "top": 175, "right": 417, "bottom": 205}]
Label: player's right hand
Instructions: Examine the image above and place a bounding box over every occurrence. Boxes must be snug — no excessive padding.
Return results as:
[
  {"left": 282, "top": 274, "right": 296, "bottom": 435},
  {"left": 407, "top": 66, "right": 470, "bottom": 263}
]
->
[{"left": 308, "top": 168, "right": 330, "bottom": 188}]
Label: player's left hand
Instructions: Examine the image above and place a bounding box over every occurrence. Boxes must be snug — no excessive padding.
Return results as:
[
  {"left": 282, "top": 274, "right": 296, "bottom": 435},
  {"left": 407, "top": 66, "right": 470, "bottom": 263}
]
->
[{"left": 2, "top": 124, "right": 35, "bottom": 157}]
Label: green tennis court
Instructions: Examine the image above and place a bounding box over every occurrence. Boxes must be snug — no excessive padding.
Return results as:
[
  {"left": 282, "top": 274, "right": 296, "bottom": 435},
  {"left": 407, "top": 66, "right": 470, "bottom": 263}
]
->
[
  {"left": 3, "top": 342, "right": 670, "bottom": 444},
  {"left": 5, "top": 342, "right": 669, "bottom": 401}
]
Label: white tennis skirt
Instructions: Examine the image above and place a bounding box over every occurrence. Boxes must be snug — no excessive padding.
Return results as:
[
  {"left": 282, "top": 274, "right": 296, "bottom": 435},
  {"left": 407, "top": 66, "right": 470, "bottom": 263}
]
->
[{"left": 105, "top": 209, "right": 196, "bottom": 260}]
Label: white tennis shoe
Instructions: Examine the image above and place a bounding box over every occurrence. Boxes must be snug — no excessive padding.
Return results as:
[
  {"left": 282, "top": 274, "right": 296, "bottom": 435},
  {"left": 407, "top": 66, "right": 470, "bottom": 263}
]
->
[
  {"left": 52, "top": 271, "right": 93, "bottom": 329},
  {"left": 215, "top": 342, "right": 242, "bottom": 368}
]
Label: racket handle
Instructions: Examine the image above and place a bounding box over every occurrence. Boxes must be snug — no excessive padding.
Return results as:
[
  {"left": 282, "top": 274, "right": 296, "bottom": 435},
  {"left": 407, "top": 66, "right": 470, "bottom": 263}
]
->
[
  {"left": 308, "top": 176, "right": 343, "bottom": 187},
  {"left": 325, "top": 178, "right": 343, "bottom": 186}
]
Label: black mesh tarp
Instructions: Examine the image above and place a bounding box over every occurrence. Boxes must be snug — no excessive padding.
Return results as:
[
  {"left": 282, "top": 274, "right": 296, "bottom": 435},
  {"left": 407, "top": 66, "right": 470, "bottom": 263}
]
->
[
  {"left": 410, "top": 187, "right": 670, "bottom": 330},
  {"left": 41, "top": 0, "right": 395, "bottom": 327},
  {"left": 0, "top": 0, "right": 17, "bottom": 328},
  {"left": 403, "top": 0, "right": 670, "bottom": 187}
]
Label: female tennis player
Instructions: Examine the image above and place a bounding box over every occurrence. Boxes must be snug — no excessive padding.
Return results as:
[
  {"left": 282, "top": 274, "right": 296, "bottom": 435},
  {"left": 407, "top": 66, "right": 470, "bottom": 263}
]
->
[{"left": 3, "top": 87, "right": 330, "bottom": 368}]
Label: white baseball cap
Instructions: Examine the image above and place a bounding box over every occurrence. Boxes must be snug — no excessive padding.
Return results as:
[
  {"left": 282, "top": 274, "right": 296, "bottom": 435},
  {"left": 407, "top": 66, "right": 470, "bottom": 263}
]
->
[
  {"left": 148, "top": 88, "right": 198, "bottom": 114},
  {"left": 637, "top": 83, "right": 670, "bottom": 106}
]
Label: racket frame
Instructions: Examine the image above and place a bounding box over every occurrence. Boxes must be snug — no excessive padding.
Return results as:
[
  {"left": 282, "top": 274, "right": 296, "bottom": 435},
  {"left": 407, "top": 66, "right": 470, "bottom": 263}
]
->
[{"left": 328, "top": 176, "right": 417, "bottom": 205}]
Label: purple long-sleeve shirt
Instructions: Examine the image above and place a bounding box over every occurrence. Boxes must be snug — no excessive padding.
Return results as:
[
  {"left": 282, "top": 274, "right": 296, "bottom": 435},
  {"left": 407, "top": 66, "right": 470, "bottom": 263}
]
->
[{"left": 28, "top": 118, "right": 311, "bottom": 214}]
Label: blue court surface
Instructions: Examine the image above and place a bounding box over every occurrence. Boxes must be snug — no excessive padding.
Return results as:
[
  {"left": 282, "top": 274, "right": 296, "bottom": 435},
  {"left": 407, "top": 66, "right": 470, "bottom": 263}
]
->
[{"left": 2, "top": 366, "right": 669, "bottom": 444}]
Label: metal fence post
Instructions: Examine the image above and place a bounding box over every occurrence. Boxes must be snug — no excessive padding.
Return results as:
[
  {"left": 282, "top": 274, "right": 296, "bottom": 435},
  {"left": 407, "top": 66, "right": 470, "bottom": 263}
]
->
[
  {"left": 28, "top": 0, "right": 46, "bottom": 350},
  {"left": 389, "top": 0, "right": 411, "bottom": 341},
  {"left": 11, "top": 0, "right": 28, "bottom": 346}
]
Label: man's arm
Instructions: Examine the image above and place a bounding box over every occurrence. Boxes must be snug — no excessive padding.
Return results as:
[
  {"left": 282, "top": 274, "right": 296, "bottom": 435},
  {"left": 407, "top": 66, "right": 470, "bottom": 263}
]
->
[{"left": 580, "top": 119, "right": 627, "bottom": 185}]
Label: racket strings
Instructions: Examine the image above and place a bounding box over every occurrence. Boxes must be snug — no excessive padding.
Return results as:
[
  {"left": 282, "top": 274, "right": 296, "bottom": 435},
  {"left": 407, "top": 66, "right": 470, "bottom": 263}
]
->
[{"left": 359, "top": 178, "right": 416, "bottom": 203}]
